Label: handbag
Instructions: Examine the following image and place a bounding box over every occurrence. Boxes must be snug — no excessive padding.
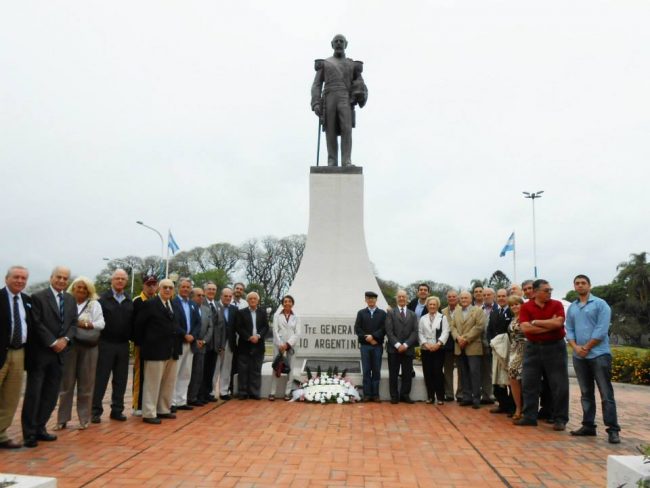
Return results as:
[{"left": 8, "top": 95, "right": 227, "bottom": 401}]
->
[
  {"left": 75, "top": 301, "right": 101, "bottom": 347},
  {"left": 271, "top": 352, "right": 290, "bottom": 377}
]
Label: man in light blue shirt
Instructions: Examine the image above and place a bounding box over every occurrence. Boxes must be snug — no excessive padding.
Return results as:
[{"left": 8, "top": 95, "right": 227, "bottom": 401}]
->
[{"left": 565, "top": 274, "right": 620, "bottom": 444}]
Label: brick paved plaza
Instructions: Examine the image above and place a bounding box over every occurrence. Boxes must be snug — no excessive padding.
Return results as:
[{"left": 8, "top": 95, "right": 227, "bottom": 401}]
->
[{"left": 1, "top": 377, "right": 648, "bottom": 487}]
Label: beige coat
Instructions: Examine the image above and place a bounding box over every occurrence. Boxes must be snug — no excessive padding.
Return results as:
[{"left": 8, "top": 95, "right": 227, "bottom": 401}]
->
[{"left": 450, "top": 306, "right": 485, "bottom": 356}]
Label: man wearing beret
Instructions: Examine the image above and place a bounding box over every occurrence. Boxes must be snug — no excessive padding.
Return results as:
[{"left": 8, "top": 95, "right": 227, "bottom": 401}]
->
[{"left": 354, "top": 291, "right": 386, "bottom": 402}]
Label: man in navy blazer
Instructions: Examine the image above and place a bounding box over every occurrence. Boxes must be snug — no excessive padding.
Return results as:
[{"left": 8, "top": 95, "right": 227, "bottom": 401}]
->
[
  {"left": 135, "top": 279, "right": 185, "bottom": 424},
  {"left": 407, "top": 283, "right": 430, "bottom": 319},
  {"left": 22, "top": 266, "right": 77, "bottom": 447},
  {"left": 235, "top": 292, "right": 269, "bottom": 399},
  {"left": 171, "top": 278, "right": 201, "bottom": 411},
  {"left": 354, "top": 291, "right": 386, "bottom": 402},
  {"left": 0, "top": 266, "right": 32, "bottom": 449}
]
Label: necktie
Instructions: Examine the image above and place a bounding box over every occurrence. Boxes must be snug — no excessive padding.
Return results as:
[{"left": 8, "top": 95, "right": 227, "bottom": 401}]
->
[
  {"left": 58, "top": 292, "right": 65, "bottom": 322},
  {"left": 400, "top": 308, "right": 405, "bottom": 319},
  {"left": 11, "top": 295, "right": 23, "bottom": 348},
  {"left": 210, "top": 302, "right": 217, "bottom": 315},
  {"left": 165, "top": 301, "right": 173, "bottom": 317}
]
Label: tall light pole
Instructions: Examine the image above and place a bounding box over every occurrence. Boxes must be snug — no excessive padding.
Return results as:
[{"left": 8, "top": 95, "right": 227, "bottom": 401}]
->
[
  {"left": 522, "top": 191, "right": 544, "bottom": 278},
  {"left": 136, "top": 220, "right": 165, "bottom": 277},
  {"left": 103, "top": 257, "right": 135, "bottom": 296}
]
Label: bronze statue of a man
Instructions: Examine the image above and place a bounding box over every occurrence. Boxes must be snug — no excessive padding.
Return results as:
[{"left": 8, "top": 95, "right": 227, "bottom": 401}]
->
[{"left": 311, "top": 34, "right": 368, "bottom": 167}]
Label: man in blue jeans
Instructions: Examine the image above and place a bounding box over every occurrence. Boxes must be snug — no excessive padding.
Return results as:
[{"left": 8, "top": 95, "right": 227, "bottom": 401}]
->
[
  {"left": 566, "top": 274, "right": 621, "bottom": 444},
  {"left": 354, "top": 291, "right": 386, "bottom": 402}
]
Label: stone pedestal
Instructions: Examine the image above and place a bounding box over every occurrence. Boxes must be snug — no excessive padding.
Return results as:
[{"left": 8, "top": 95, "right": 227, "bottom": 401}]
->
[
  {"left": 288, "top": 167, "right": 387, "bottom": 372},
  {"left": 0, "top": 474, "right": 56, "bottom": 487}
]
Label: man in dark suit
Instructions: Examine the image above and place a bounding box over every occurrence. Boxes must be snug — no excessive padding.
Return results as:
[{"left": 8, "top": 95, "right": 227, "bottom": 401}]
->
[
  {"left": 235, "top": 292, "right": 269, "bottom": 400},
  {"left": 135, "top": 279, "right": 185, "bottom": 424},
  {"left": 407, "top": 283, "right": 430, "bottom": 319},
  {"left": 487, "top": 288, "right": 515, "bottom": 414},
  {"left": 91, "top": 269, "right": 133, "bottom": 423},
  {"left": 354, "top": 291, "right": 386, "bottom": 402},
  {"left": 187, "top": 285, "right": 215, "bottom": 406},
  {"left": 0, "top": 266, "right": 32, "bottom": 449},
  {"left": 210, "top": 287, "right": 238, "bottom": 401},
  {"left": 171, "top": 278, "right": 201, "bottom": 411},
  {"left": 385, "top": 290, "right": 419, "bottom": 404},
  {"left": 22, "top": 266, "right": 77, "bottom": 447}
]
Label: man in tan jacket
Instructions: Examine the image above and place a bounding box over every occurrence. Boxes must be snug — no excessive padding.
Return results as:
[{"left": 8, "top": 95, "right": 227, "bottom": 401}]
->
[{"left": 451, "top": 291, "right": 485, "bottom": 408}]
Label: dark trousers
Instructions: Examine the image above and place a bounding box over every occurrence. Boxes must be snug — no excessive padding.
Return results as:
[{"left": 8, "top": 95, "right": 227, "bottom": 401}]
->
[
  {"left": 539, "top": 373, "right": 552, "bottom": 418},
  {"left": 443, "top": 349, "right": 462, "bottom": 399},
  {"left": 92, "top": 341, "right": 129, "bottom": 417},
  {"left": 387, "top": 353, "right": 413, "bottom": 400},
  {"left": 200, "top": 349, "right": 217, "bottom": 400},
  {"left": 573, "top": 354, "right": 620, "bottom": 432},
  {"left": 458, "top": 353, "right": 481, "bottom": 405},
  {"left": 22, "top": 356, "right": 62, "bottom": 438},
  {"left": 187, "top": 351, "right": 206, "bottom": 403},
  {"left": 237, "top": 349, "right": 263, "bottom": 398},
  {"left": 493, "top": 384, "right": 515, "bottom": 413},
  {"left": 522, "top": 340, "right": 569, "bottom": 423},
  {"left": 360, "top": 344, "right": 382, "bottom": 398},
  {"left": 421, "top": 349, "right": 445, "bottom": 402}
]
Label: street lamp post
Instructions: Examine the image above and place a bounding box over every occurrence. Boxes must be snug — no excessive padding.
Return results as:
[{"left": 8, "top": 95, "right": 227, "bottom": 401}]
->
[
  {"left": 522, "top": 191, "right": 544, "bottom": 278},
  {"left": 136, "top": 220, "right": 165, "bottom": 277},
  {"left": 103, "top": 257, "right": 135, "bottom": 296}
]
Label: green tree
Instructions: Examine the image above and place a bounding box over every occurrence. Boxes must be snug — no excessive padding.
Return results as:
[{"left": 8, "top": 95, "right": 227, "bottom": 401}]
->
[
  {"left": 612, "top": 252, "right": 650, "bottom": 345},
  {"left": 191, "top": 269, "right": 230, "bottom": 290},
  {"left": 487, "top": 270, "right": 511, "bottom": 291},
  {"left": 376, "top": 277, "right": 399, "bottom": 308}
]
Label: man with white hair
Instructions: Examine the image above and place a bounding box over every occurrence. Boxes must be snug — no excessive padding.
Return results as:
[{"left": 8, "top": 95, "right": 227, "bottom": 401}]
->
[
  {"left": 22, "top": 266, "right": 77, "bottom": 447},
  {"left": 385, "top": 290, "right": 419, "bottom": 404},
  {"left": 234, "top": 292, "right": 269, "bottom": 400}
]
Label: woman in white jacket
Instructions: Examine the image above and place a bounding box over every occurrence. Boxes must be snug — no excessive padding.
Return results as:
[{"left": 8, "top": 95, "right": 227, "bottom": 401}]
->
[
  {"left": 418, "top": 296, "right": 449, "bottom": 404},
  {"left": 269, "top": 295, "right": 300, "bottom": 401}
]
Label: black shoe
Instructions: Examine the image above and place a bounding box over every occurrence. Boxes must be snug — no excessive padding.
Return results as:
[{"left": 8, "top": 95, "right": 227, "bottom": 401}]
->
[
  {"left": 390, "top": 398, "right": 399, "bottom": 404},
  {"left": 400, "top": 396, "right": 415, "bottom": 404},
  {"left": 157, "top": 413, "right": 176, "bottom": 419},
  {"left": 207, "top": 395, "right": 218, "bottom": 403},
  {"left": 480, "top": 398, "right": 495, "bottom": 405},
  {"left": 0, "top": 439, "right": 22, "bottom": 449},
  {"left": 490, "top": 407, "right": 507, "bottom": 414},
  {"left": 445, "top": 396, "right": 454, "bottom": 402},
  {"left": 91, "top": 415, "right": 101, "bottom": 424},
  {"left": 514, "top": 418, "right": 538, "bottom": 427},
  {"left": 143, "top": 417, "right": 161, "bottom": 425},
  {"left": 110, "top": 413, "right": 127, "bottom": 421},
  {"left": 188, "top": 401, "right": 204, "bottom": 407},
  {"left": 553, "top": 422, "right": 566, "bottom": 431},
  {"left": 570, "top": 426, "right": 597, "bottom": 436},
  {"left": 170, "top": 406, "right": 177, "bottom": 413},
  {"left": 176, "top": 405, "right": 193, "bottom": 410},
  {"left": 456, "top": 397, "right": 463, "bottom": 403},
  {"left": 459, "top": 401, "right": 473, "bottom": 407},
  {"left": 36, "top": 432, "right": 57, "bottom": 442},
  {"left": 220, "top": 395, "right": 231, "bottom": 401},
  {"left": 608, "top": 430, "right": 621, "bottom": 444},
  {"left": 238, "top": 394, "right": 249, "bottom": 400},
  {"left": 472, "top": 404, "right": 480, "bottom": 409},
  {"left": 250, "top": 395, "right": 261, "bottom": 400},
  {"left": 23, "top": 437, "right": 38, "bottom": 448},
  {"left": 544, "top": 418, "right": 555, "bottom": 424}
]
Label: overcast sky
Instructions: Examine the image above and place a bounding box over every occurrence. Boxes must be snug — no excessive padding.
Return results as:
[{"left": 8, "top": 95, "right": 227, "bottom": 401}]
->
[{"left": 1, "top": 1, "right": 649, "bottom": 298}]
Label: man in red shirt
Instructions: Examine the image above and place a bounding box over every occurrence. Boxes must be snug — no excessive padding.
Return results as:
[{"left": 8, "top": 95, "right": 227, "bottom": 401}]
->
[{"left": 514, "top": 279, "right": 569, "bottom": 431}]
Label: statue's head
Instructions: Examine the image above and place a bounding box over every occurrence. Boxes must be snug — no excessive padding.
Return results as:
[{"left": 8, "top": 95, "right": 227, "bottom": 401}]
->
[{"left": 331, "top": 34, "right": 348, "bottom": 53}]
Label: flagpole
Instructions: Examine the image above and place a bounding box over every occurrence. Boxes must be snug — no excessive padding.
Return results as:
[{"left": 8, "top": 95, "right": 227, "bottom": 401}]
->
[
  {"left": 165, "top": 229, "right": 170, "bottom": 278},
  {"left": 512, "top": 232, "right": 517, "bottom": 285}
]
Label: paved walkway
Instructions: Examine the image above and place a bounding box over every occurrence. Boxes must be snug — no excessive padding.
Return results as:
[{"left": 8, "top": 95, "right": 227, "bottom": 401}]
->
[{"left": 1, "top": 378, "right": 649, "bottom": 487}]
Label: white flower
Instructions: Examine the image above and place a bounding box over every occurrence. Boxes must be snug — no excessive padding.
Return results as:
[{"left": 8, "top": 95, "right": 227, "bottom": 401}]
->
[
  {"left": 315, "top": 378, "right": 320, "bottom": 385},
  {"left": 337, "top": 397, "right": 343, "bottom": 404},
  {"left": 343, "top": 395, "right": 349, "bottom": 402},
  {"left": 314, "top": 393, "right": 321, "bottom": 401},
  {"left": 308, "top": 379, "right": 314, "bottom": 386},
  {"left": 306, "top": 394, "right": 313, "bottom": 402},
  {"left": 320, "top": 398, "right": 326, "bottom": 403},
  {"left": 333, "top": 378, "right": 339, "bottom": 384}
]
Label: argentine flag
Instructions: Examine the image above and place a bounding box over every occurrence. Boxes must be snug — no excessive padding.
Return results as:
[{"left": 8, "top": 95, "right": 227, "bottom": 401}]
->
[
  {"left": 168, "top": 231, "right": 180, "bottom": 255},
  {"left": 499, "top": 232, "right": 515, "bottom": 257}
]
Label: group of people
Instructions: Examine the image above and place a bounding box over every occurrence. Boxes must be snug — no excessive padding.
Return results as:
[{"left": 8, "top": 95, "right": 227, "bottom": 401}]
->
[
  {"left": 353, "top": 277, "right": 622, "bottom": 444},
  {"left": 0, "top": 264, "right": 621, "bottom": 449},
  {"left": 0, "top": 265, "right": 273, "bottom": 448}
]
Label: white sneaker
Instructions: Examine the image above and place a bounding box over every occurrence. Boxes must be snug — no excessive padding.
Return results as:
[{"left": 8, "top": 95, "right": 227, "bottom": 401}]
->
[{"left": 133, "top": 409, "right": 142, "bottom": 417}]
